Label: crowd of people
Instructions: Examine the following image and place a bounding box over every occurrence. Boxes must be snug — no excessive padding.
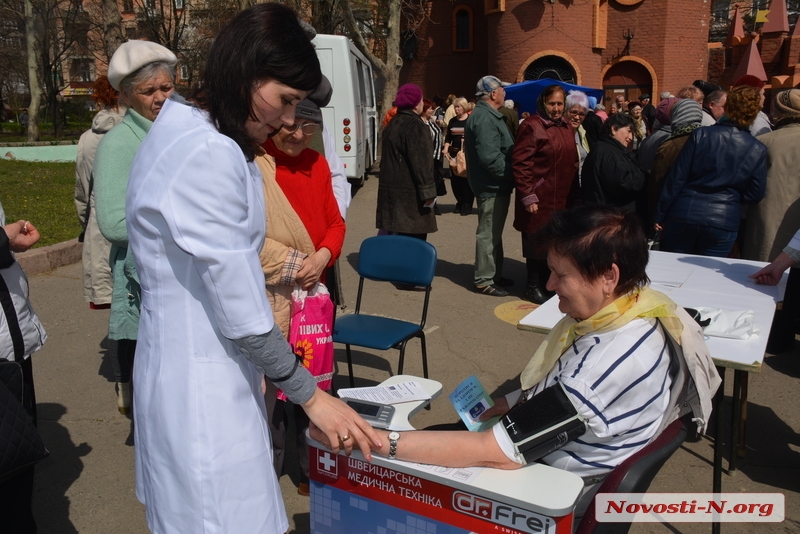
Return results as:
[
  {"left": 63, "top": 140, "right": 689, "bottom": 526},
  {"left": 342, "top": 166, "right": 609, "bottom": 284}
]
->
[
  {"left": 2, "top": 3, "right": 799, "bottom": 532},
  {"left": 378, "top": 74, "right": 799, "bottom": 311}
]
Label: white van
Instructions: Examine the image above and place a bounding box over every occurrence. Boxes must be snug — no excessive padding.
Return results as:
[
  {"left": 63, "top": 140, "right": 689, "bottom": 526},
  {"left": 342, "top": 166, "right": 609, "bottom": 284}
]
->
[{"left": 312, "top": 34, "right": 378, "bottom": 187}]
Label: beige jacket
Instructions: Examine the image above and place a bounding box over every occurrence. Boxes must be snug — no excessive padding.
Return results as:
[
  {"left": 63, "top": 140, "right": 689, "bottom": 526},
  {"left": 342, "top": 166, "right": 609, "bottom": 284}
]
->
[
  {"left": 255, "top": 154, "right": 316, "bottom": 337},
  {"left": 658, "top": 306, "right": 722, "bottom": 436},
  {"left": 742, "top": 123, "right": 800, "bottom": 261}
]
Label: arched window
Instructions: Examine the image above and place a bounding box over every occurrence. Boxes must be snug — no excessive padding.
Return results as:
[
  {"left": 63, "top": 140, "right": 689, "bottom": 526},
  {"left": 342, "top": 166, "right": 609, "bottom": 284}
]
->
[
  {"left": 523, "top": 56, "right": 577, "bottom": 85},
  {"left": 453, "top": 7, "right": 473, "bottom": 52}
]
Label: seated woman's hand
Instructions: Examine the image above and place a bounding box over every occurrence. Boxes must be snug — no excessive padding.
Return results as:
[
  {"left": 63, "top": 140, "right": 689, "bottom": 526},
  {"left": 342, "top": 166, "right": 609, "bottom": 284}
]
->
[
  {"left": 296, "top": 248, "right": 332, "bottom": 290},
  {"left": 302, "top": 389, "right": 382, "bottom": 460},
  {"left": 478, "top": 397, "right": 509, "bottom": 421}
]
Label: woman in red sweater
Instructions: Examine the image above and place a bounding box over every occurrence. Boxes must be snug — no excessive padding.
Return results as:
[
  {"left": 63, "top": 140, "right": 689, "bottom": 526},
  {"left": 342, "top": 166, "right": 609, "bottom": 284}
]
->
[{"left": 258, "top": 77, "right": 345, "bottom": 497}]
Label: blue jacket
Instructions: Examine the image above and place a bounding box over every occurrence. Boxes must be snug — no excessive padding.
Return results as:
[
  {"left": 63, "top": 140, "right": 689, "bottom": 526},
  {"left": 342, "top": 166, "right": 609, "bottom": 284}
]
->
[{"left": 655, "top": 123, "right": 767, "bottom": 231}]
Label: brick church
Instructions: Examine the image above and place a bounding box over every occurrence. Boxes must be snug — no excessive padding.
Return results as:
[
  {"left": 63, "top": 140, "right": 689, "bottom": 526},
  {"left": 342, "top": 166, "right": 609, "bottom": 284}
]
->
[{"left": 400, "top": 0, "right": 715, "bottom": 106}]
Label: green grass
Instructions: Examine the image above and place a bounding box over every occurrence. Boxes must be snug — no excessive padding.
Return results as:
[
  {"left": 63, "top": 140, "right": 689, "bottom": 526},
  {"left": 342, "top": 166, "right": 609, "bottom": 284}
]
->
[{"left": 0, "top": 160, "right": 81, "bottom": 248}]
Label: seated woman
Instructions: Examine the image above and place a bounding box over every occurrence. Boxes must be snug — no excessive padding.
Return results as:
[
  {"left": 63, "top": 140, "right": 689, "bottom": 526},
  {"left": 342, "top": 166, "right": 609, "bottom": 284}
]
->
[
  {"left": 311, "top": 204, "right": 719, "bottom": 518},
  {"left": 257, "top": 78, "right": 346, "bottom": 496}
]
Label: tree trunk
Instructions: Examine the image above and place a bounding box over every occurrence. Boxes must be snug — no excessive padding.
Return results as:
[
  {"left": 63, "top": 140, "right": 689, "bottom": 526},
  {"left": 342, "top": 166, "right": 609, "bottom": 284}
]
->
[
  {"left": 24, "top": 0, "right": 40, "bottom": 142},
  {"left": 102, "top": 0, "right": 124, "bottom": 62},
  {"left": 340, "top": 0, "right": 403, "bottom": 119}
]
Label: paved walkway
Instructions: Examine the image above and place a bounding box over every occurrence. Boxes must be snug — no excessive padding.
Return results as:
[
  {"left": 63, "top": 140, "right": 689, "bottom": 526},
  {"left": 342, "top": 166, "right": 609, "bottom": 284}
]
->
[{"left": 26, "top": 174, "right": 799, "bottom": 532}]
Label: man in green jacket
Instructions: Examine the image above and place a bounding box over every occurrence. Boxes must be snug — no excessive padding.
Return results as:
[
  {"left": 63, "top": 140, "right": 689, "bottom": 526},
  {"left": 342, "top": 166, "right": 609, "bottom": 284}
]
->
[{"left": 464, "top": 75, "right": 515, "bottom": 296}]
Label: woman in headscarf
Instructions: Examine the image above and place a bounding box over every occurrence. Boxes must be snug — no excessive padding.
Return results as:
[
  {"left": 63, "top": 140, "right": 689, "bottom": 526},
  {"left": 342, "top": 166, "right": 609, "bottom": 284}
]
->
[
  {"left": 654, "top": 86, "right": 767, "bottom": 257},
  {"left": 647, "top": 98, "right": 702, "bottom": 219},
  {"left": 511, "top": 84, "right": 578, "bottom": 304},
  {"left": 93, "top": 40, "right": 177, "bottom": 414},
  {"left": 376, "top": 84, "right": 437, "bottom": 240}
]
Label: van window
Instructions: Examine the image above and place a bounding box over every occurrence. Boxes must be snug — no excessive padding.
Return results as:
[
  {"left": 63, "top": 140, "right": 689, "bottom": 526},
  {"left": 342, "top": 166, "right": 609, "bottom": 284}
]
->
[
  {"left": 355, "top": 57, "right": 367, "bottom": 107},
  {"left": 364, "top": 64, "right": 375, "bottom": 107}
]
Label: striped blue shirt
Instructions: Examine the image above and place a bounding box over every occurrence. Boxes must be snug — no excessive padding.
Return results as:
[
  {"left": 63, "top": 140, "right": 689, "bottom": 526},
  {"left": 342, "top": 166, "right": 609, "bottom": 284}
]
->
[{"left": 494, "top": 317, "right": 672, "bottom": 476}]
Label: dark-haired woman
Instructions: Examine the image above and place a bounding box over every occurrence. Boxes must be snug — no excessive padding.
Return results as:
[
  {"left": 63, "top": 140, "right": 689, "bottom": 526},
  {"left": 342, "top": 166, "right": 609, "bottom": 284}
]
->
[
  {"left": 655, "top": 86, "right": 767, "bottom": 257},
  {"left": 511, "top": 84, "right": 578, "bottom": 303},
  {"left": 311, "top": 204, "right": 719, "bottom": 524},
  {"left": 581, "top": 112, "right": 647, "bottom": 215},
  {"left": 125, "top": 5, "right": 380, "bottom": 532}
]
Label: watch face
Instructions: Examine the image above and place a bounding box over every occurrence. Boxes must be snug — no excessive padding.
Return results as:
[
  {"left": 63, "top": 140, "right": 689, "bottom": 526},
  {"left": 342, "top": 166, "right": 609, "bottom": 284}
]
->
[{"left": 388, "top": 431, "right": 400, "bottom": 441}]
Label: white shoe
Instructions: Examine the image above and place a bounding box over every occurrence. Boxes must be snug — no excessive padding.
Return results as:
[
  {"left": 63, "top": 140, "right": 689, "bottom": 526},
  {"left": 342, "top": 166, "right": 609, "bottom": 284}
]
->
[{"left": 116, "top": 381, "right": 131, "bottom": 415}]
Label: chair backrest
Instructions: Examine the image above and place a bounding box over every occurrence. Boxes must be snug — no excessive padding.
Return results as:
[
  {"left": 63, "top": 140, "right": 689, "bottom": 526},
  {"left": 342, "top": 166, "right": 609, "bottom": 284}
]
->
[
  {"left": 575, "top": 419, "right": 687, "bottom": 534},
  {"left": 357, "top": 236, "right": 437, "bottom": 287}
]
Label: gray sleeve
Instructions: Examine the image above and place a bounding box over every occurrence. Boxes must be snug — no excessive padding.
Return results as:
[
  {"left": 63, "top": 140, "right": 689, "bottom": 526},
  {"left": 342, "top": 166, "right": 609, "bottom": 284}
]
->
[
  {"left": 234, "top": 327, "right": 317, "bottom": 404},
  {"left": 784, "top": 246, "right": 800, "bottom": 263}
]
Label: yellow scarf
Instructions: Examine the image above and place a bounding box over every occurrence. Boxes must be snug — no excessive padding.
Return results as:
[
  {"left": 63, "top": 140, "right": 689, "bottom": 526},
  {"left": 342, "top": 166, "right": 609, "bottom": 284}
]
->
[{"left": 520, "top": 286, "right": 684, "bottom": 389}]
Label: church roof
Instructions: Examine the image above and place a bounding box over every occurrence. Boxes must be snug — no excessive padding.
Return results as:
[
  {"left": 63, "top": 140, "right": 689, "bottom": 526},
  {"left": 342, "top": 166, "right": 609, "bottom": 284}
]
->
[{"left": 731, "top": 36, "right": 768, "bottom": 83}]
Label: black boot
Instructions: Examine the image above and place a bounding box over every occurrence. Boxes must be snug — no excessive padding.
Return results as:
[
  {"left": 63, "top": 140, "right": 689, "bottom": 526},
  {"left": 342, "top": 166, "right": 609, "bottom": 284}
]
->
[{"left": 522, "top": 284, "right": 549, "bottom": 304}]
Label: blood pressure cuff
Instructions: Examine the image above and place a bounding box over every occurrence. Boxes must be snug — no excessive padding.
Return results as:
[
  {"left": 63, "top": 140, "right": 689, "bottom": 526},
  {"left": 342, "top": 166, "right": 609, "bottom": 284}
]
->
[{"left": 500, "top": 382, "right": 588, "bottom": 464}]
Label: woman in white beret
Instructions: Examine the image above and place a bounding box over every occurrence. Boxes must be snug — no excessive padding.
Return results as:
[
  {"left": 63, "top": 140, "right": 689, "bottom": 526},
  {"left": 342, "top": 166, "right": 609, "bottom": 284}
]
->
[
  {"left": 93, "top": 40, "right": 176, "bottom": 414},
  {"left": 125, "top": 4, "right": 380, "bottom": 533}
]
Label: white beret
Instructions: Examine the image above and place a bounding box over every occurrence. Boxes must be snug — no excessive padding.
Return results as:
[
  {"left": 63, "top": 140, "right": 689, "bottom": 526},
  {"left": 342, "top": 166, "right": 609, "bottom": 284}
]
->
[{"left": 108, "top": 40, "right": 178, "bottom": 91}]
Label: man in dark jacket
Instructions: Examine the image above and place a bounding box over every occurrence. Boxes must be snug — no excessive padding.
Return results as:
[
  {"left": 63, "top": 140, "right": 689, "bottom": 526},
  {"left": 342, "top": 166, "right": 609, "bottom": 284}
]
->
[
  {"left": 376, "top": 84, "right": 437, "bottom": 240},
  {"left": 464, "top": 75, "right": 514, "bottom": 296}
]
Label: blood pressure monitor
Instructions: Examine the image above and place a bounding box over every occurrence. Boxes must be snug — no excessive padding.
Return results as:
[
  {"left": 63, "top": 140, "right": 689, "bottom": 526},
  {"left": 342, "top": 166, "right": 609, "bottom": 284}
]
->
[{"left": 343, "top": 399, "right": 395, "bottom": 429}]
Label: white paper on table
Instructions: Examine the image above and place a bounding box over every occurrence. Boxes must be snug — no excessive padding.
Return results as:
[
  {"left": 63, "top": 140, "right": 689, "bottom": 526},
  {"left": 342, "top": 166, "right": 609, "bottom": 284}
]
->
[{"left": 338, "top": 381, "right": 431, "bottom": 404}]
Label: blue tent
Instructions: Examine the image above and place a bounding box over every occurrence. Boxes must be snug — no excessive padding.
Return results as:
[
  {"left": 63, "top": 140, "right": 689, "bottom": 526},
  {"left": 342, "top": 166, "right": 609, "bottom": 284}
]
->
[{"left": 504, "top": 79, "right": 604, "bottom": 115}]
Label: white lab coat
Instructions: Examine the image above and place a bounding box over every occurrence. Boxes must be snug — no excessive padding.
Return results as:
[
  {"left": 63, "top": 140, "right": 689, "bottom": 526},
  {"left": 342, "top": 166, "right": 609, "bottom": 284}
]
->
[{"left": 126, "top": 98, "right": 287, "bottom": 533}]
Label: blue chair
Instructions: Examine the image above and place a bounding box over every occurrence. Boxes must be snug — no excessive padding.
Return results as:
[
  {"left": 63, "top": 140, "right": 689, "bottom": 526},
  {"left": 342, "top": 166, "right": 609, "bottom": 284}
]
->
[{"left": 333, "top": 235, "right": 437, "bottom": 387}]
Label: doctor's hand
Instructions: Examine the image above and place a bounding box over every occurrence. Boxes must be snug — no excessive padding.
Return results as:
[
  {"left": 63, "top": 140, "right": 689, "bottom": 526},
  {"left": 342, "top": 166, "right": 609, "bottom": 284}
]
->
[
  {"left": 2, "top": 220, "right": 40, "bottom": 252},
  {"left": 478, "top": 397, "right": 510, "bottom": 421},
  {"left": 296, "top": 248, "right": 332, "bottom": 290},
  {"left": 525, "top": 203, "right": 538, "bottom": 214},
  {"left": 303, "top": 389, "right": 382, "bottom": 461}
]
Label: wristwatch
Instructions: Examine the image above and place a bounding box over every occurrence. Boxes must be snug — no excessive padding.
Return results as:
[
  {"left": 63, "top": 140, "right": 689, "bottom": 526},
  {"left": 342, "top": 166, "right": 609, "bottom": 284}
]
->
[{"left": 388, "top": 431, "right": 401, "bottom": 460}]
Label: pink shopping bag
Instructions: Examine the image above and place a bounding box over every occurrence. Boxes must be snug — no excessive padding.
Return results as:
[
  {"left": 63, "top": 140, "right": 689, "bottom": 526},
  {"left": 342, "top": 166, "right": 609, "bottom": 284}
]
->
[{"left": 277, "top": 282, "right": 335, "bottom": 400}]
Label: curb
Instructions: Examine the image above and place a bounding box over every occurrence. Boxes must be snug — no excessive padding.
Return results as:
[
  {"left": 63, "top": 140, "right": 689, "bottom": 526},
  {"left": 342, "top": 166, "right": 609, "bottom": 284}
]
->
[{"left": 16, "top": 238, "right": 82, "bottom": 276}]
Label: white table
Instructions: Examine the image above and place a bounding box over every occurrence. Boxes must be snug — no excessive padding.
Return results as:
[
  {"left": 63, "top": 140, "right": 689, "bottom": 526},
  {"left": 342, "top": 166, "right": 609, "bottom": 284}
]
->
[{"left": 516, "top": 250, "right": 789, "bottom": 522}]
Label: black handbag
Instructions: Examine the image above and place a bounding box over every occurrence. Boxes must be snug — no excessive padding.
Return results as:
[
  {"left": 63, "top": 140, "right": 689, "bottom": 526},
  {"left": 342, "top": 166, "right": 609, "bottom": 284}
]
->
[{"left": 0, "top": 360, "right": 48, "bottom": 484}]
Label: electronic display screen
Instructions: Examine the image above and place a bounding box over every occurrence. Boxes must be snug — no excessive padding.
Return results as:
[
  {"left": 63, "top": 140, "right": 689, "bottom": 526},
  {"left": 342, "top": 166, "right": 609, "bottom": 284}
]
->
[{"left": 346, "top": 400, "right": 382, "bottom": 417}]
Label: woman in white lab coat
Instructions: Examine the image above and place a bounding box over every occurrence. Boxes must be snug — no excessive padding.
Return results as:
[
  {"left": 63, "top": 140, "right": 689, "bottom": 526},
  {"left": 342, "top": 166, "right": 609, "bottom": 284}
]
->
[{"left": 125, "top": 5, "right": 380, "bottom": 533}]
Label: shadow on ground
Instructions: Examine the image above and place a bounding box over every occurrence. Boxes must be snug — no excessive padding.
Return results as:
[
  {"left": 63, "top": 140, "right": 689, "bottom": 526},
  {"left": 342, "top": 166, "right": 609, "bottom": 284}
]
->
[{"left": 33, "top": 403, "right": 91, "bottom": 534}]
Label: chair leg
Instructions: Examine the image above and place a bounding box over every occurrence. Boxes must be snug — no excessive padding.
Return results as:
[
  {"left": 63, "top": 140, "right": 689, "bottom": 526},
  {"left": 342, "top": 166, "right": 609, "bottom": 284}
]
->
[
  {"left": 345, "top": 345, "right": 355, "bottom": 388},
  {"left": 419, "top": 332, "right": 429, "bottom": 380},
  {"left": 397, "top": 340, "right": 408, "bottom": 376},
  {"left": 419, "top": 332, "right": 431, "bottom": 410}
]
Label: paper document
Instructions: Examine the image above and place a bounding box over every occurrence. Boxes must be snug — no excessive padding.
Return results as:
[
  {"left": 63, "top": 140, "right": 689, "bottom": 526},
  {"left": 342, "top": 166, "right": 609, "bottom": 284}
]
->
[
  {"left": 338, "top": 381, "right": 431, "bottom": 404},
  {"left": 449, "top": 376, "right": 500, "bottom": 432}
]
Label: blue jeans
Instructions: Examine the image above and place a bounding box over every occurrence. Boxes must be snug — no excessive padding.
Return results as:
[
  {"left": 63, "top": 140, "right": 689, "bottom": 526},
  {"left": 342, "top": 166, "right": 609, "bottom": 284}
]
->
[{"left": 660, "top": 220, "right": 737, "bottom": 257}]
